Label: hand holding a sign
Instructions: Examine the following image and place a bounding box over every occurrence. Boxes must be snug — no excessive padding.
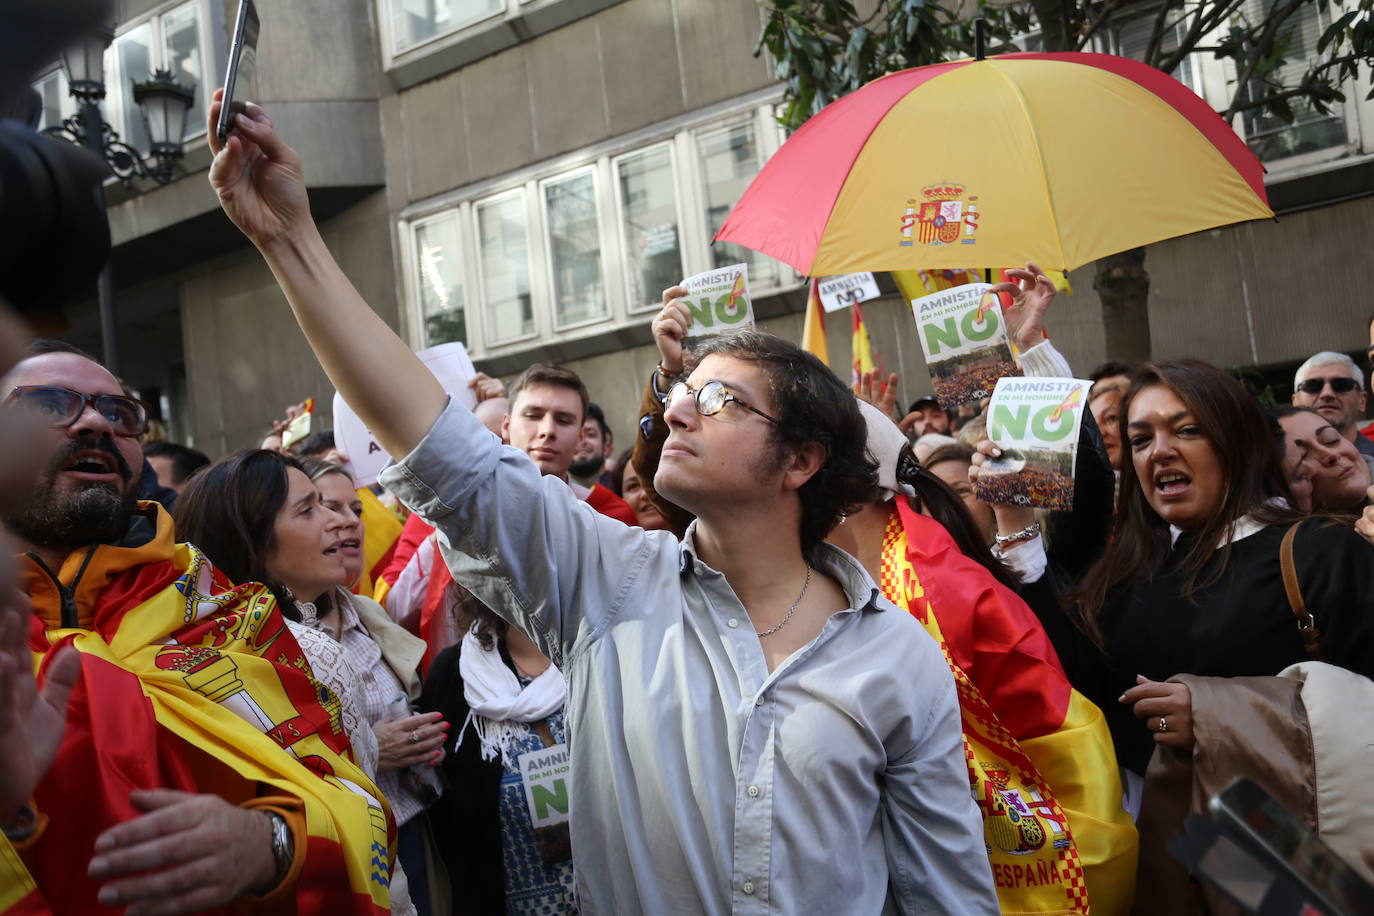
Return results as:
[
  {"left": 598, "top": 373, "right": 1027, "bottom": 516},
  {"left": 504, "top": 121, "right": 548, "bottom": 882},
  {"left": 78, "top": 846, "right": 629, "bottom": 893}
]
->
[
  {"left": 1120, "top": 675, "right": 1195, "bottom": 750},
  {"left": 988, "top": 262, "right": 1057, "bottom": 354},
  {"left": 468, "top": 372, "right": 506, "bottom": 404},
  {"left": 652, "top": 285, "right": 693, "bottom": 375},
  {"left": 968, "top": 439, "right": 1038, "bottom": 538}
]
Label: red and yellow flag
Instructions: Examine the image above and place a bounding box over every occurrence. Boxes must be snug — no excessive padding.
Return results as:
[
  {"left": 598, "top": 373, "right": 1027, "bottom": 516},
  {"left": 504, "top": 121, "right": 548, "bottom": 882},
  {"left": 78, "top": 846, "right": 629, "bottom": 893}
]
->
[
  {"left": 18, "top": 535, "right": 395, "bottom": 914},
  {"left": 801, "top": 278, "right": 829, "bottom": 366},
  {"left": 355, "top": 487, "right": 404, "bottom": 603},
  {"left": 882, "top": 501, "right": 1137, "bottom": 914},
  {"left": 851, "top": 302, "right": 877, "bottom": 386}
]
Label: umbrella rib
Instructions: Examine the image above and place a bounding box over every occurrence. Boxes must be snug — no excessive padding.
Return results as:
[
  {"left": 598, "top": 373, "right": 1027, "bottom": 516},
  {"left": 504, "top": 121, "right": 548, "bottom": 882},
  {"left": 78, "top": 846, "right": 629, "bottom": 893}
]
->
[{"left": 988, "top": 62, "right": 1070, "bottom": 271}]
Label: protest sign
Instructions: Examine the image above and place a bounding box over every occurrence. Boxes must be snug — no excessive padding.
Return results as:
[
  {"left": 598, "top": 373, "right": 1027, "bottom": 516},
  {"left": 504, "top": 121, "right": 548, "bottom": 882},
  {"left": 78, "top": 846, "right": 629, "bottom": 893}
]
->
[
  {"left": 333, "top": 341, "right": 478, "bottom": 487},
  {"left": 280, "top": 397, "right": 314, "bottom": 448},
  {"left": 679, "top": 263, "right": 754, "bottom": 338},
  {"left": 973, "top": 377, "right": 1093, "bottom": 511},
  {"left": 911, "top": 283, "right": 1021, "bottom": 408},
  {"left": 817, "top": 272, "right": 881, "bottom": 312},
  {"left": 519, "top": 742, "right": 572, "bottom": 865}
]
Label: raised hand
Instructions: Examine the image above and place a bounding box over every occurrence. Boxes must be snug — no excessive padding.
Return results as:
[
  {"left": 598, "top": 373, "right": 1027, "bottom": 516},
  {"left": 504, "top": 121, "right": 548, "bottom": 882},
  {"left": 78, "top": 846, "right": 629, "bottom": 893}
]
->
[
  {"left": 652, "top": 286, "right": 692, "bottom": 375},
  {"left": 853, "top": 370, "right": 900, "bottom": 421},
  {"left": 468, "top": 372, "right": 507, "bottom": 404},
  {"left": 207, "top": 90, "right": 311, "bottom": 252},
  {"left": 0, "top": 583, "right": 80, "bottom": 822},
  {"left": 988, "top": 262, "right": 1057, "bottom": 354}
]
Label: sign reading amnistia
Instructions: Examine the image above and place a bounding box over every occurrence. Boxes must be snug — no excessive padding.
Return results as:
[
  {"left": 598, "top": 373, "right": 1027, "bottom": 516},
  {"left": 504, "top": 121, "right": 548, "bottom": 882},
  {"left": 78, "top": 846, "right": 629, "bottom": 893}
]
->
[
  {"left": 974, "top": 376, "right": 1093, "bottom": 511},
  {"left": 909, "top": 283, "right": 1021, "bottom": 407},
  {"left": 680, "top": 263, "right": 755, "bottom": 338}
]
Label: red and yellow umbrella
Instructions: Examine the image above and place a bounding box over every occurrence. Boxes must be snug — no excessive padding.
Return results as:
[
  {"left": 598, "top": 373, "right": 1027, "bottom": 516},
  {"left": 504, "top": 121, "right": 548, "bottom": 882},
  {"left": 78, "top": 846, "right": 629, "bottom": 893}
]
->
[{"left": 717, "top": 52, "right": 1272, "bottom": 275}]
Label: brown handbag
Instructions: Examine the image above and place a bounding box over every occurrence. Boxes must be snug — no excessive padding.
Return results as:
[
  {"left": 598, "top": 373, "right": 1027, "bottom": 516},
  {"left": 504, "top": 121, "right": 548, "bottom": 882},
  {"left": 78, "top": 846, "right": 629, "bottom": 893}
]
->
[{"left": 1279, "top": 523, "right": 1324, "bottom": 660}]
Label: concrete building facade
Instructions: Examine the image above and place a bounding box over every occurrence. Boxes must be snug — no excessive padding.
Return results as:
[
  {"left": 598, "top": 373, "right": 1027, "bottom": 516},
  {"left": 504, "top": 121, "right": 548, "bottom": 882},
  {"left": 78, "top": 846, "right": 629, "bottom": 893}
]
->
[{"left": 34, "top": 0, "right": 1374, "bottom": 454}]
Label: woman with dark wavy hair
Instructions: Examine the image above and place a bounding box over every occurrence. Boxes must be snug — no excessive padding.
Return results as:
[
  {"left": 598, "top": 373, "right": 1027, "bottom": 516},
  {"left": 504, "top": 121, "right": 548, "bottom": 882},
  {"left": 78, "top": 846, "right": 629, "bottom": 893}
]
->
[{"left": 1049, "top": 360, "right": 1374, "bottom": 785}]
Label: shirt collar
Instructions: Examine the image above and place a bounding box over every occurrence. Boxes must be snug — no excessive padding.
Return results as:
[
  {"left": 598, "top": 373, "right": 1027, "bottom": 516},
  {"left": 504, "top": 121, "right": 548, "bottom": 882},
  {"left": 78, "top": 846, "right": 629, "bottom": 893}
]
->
[
  {"left": 676, "top": 521, "right": 884, "bottom": 614},
  {"left": 1169, "top": 509, "right": 1275, "bottom": 549}
]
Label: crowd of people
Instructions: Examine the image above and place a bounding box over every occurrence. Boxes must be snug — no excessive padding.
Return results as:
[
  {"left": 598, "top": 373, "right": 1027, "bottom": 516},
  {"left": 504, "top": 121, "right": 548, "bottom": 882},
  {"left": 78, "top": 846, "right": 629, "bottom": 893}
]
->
[{"left": 3, "top": 89, "right": 1374, "bottom": 916}]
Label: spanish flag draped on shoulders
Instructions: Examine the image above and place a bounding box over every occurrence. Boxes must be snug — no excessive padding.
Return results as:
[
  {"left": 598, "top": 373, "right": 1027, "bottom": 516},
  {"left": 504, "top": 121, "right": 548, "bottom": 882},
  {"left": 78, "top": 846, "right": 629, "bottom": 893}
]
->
[
  {"left": 882, "top": 498, "right": 1138, "bottom": 915},
  {"left": 9, "top": 501, "right": 394, "bottom": 914}
]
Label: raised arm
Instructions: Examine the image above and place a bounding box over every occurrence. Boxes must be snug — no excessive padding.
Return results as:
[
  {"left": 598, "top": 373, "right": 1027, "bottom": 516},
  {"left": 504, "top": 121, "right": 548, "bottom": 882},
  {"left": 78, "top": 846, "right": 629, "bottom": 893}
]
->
[{"left": 207, "top": 92, "right": 444, "bottom": 458}]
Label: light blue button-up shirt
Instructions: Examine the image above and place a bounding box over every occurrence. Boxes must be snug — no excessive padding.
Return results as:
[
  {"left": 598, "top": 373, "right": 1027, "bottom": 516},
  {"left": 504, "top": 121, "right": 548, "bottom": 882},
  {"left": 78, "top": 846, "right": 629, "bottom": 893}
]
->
[{"left": 381, "top": 402, "right": 997, "bottom": 915}]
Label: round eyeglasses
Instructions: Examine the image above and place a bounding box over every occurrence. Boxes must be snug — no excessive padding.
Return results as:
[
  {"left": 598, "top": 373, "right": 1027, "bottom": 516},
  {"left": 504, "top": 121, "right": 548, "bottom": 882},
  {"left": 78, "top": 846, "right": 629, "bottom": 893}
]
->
[
  {"left": 5, "top": 386, "right": 149, "bottom": 437},
  {"left": 664, "top": 380, "right": 779, "bottom": 425}
]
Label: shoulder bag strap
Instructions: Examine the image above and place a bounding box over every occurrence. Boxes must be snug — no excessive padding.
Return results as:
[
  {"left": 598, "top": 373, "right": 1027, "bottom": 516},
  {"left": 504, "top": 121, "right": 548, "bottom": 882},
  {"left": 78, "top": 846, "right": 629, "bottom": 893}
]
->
[{"left": 1279, "top": 522, "right": 1324, "bottom": 660}]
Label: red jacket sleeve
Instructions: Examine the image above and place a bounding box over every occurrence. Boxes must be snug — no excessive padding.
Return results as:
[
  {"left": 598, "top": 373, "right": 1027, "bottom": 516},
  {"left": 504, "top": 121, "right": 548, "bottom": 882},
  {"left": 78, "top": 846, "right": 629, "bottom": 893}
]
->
[
  {"left": 379, "top": 513, "right": 436, "bottom": 588},
  {"left": 585, "top": 484, "right": 639, "bottom": 527}
]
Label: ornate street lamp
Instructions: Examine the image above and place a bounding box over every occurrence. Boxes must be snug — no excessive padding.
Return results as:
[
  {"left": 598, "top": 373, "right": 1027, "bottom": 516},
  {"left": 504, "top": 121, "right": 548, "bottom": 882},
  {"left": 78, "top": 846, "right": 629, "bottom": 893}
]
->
[
  {"left": 133, "top": 70, "right": 197, "bottom": 183},
  {"left": 44, "top": 27, "right": 197, "bottom": 374},
  {"left": 58, "top": 25, "right": 114, "bottom": 103}
]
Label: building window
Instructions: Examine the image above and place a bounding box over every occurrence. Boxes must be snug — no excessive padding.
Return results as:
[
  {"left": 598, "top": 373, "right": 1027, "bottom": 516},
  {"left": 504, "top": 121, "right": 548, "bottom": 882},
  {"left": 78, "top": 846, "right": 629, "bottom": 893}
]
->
[
  {"left": 697, "top": 122, "right": 779, "bottom": 289},
  {"left": 399, "top": 97, "right": 794, "bottom": 357},
  {"left": 391, "top": 0, "right": 503, "bottom": 54},
  {"left": 1238, "top": 1, "right": 1348, "bottom": 162},
  {"left": 476, "top": 191, "right": 535, "bottom": 344},
  {"left": 414, "top": 213, "right": 467, "bottom": 347},
  {"left": 110, "top": 1, "right": 209, "bottom": 151},
  {"left": 615, "top": 145, "right": 683, "bottom": 312},
  {"left": 543, "top": 169, "right": 608, "bottom": 328},
  {"left": 1112, "top": 10, "right": 1196, "bottom": 92}
]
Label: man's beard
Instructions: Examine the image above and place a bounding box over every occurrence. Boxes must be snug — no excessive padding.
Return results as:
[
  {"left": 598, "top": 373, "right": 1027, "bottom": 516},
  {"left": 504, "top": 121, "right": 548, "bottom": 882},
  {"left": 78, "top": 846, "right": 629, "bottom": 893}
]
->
[
  {"left": 5, "top": 437, "right": 138, "bottom": 549},
  {"left": 569, "top": 456, "right": 604, "bottom": 479}
]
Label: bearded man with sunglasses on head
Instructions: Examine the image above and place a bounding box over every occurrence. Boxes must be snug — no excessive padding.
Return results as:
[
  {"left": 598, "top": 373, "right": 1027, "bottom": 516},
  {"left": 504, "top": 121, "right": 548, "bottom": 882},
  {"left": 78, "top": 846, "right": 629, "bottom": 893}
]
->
[
  {"left": 1292, "top": 351, "right": 1374, "bottom": 463},
  {"left": 2, "top": 341, "right": 398, "bottom": 915}
]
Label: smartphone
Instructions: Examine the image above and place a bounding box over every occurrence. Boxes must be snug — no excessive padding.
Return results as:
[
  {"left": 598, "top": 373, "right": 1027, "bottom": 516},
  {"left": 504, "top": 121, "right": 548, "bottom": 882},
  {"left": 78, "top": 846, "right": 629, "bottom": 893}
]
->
[
  {"left": 215, "top": 0, "right": 260, "bottom": 145},
  {"left": 1208, "top": 778, "right": 1372, "bottom": 915}
]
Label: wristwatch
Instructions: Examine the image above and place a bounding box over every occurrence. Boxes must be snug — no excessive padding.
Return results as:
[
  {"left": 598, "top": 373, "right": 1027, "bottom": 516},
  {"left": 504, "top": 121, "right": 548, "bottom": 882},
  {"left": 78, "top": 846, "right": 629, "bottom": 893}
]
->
[{"left": 265, "top": 811, "right": 295, "bottom": 886}]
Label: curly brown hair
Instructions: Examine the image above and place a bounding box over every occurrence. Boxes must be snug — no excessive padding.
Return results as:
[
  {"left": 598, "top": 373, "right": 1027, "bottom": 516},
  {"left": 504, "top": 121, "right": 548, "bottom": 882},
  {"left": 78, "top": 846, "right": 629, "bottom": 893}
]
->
[{"left": 689, "top": 330, "right": 880, "bottom": 550}]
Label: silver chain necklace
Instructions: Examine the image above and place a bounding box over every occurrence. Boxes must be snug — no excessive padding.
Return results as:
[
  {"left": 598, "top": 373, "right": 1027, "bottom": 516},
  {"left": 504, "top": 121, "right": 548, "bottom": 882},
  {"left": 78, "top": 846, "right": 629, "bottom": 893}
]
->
[{"left": 755, "top": 565, "right": 813, "bottom": 638}]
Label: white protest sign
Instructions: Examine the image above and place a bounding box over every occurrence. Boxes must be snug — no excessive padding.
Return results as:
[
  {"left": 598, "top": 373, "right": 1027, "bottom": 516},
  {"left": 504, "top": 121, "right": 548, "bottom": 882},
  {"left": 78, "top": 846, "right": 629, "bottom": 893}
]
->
[
  {"left": 910, "top": 283, "right": 1021, "bottom": 408},
  {"left": 519, "top": 743, "right": 571, "bottom": 829},
  {"left": 972, "top": 377, "right": 1092, "bottom": 511},
  {"left": 333, "top": 341, "right": 478, "bottom": 487},
  {"left": 817, "top": 272, "right": 881, "bottom": 312},
  {"left": 679, "top": 263, "right": 754, "bottom": 338}
]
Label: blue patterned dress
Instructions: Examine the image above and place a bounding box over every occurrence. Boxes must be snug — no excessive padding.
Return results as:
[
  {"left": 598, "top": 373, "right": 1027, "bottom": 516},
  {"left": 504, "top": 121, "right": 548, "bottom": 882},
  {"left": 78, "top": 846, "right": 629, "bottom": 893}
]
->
[{"left": 497, "top": 675, "right": 577, "bottom": 915}]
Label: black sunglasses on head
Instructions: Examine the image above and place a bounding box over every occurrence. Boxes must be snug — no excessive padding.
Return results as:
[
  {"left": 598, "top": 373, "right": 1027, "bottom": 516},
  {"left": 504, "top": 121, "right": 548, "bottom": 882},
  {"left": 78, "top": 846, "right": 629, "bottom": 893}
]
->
[
  {"left": 1297, "top": 377, "right": 1360, "bottom": 395},
  {"left": 5, "top": 385, "right": 149, "bottom": 437}
]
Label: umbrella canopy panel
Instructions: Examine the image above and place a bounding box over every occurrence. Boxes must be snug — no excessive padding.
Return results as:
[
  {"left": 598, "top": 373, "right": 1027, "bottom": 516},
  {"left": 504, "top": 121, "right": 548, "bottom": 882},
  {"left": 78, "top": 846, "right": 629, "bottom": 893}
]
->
[{"left": 718, "top": 53, "right": 1272, "bottom": 276}]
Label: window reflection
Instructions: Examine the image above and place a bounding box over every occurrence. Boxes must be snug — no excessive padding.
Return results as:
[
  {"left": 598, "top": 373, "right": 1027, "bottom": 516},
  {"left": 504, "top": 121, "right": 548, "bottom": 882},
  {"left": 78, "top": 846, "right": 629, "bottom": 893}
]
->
[
  {"left": 618, "top": 147, "right": 682, "bottom": 310},
  {"left": 478, "top": 193, "right": 534, "bottom": 343},
  {"left": 544, "top": 171, "right": 607, "bottom": 327}
]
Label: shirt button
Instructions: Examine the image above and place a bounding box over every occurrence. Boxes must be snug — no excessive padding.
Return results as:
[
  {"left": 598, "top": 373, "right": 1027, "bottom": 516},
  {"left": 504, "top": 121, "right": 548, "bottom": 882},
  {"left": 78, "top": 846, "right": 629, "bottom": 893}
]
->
[
  {"left": 743, "top": 881, "right": 755, "bottom": 895},
  {"left": 747, "top": 785, "right": 760, "bottom": 798},
  {"left": 755, "top": 695, "right": 764, "bottom": 706},
  {"left": 727, "top": 618, "right": 739, "bottom": 629},
  {"left": 695, "top": 562, "right": 705, "bottom": 575}
]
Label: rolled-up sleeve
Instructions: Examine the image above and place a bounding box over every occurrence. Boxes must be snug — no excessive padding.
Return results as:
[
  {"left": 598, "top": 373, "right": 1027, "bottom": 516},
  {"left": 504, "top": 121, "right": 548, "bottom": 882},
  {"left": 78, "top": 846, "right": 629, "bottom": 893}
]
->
[
  {"left": 379, "top": 400, "right": 656, "bottom": 665},
  {"left": 882, "top": 674, "right": 999, "bottom": 915}
]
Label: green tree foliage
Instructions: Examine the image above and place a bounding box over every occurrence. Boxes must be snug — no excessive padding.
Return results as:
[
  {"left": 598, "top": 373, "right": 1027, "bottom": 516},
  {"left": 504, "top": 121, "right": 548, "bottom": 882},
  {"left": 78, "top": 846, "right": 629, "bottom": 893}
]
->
[{"left": 757, "top": 0, "right": 1374, "bottom": 134}]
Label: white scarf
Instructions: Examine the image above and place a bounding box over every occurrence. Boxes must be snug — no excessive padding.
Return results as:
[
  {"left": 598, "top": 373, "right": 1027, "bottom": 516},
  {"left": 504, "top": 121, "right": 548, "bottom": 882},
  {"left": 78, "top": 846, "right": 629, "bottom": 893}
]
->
[{"left": 457, "top": 625, "right": 567, "bottom": 762}]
